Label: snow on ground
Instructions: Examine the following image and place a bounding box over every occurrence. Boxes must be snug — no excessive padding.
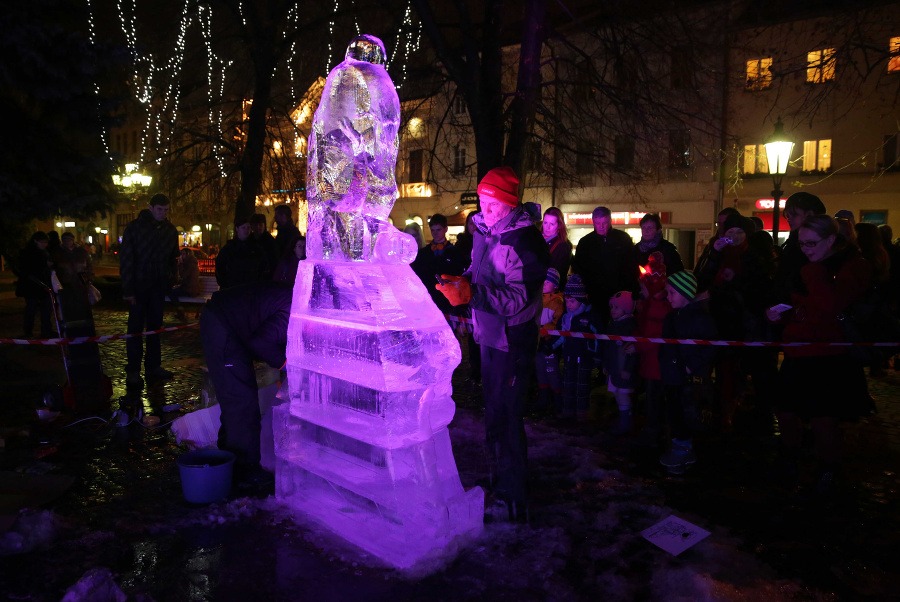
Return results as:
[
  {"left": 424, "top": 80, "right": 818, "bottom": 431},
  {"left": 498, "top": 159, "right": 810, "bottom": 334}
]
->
[{"left": 2, "top": 404, "right": 821, "bottom": 601}]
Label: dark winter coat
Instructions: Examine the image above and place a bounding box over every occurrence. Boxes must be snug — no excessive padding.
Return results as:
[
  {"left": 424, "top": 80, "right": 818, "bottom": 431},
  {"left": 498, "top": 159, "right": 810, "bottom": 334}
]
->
[
  {"left": 545, "top": 235, "right": 573, "bottom": 288},
  {"left": 52, "top": 245, "right": 93, "bottom": 289},
  {"left": 257, "top": 231, "right": 279, "bottom": 276},
  {"left": 781, "top": 246, "right": 872, "bottom": 358},
  {"left": 635, "top": 237, "right": 683, "bottom": 275},
  {"left": 412, "top": 240, "right": 461, "bottom": 314},
  {"left": 15, "top": 242, "right": 52, "bottom": 298},
  {"left": 275, "top": 222, "right": 301, "bottom": 259},
  {"left": 659, "top": 297, "right": 718, "bottom": 386},
  {"left": 773, "top": 230, "right": 808, "bottom": 304},
  {"left": 466, "top": 207, "right": 549, "bottom": 352},
  {"left": 572, "top": 228, "right": 639, "bottom": 306},
  {"left": 205, "top": 281, "right": 293, "bottom": 369},
  {"left": 215, "top": 238, "right": 268, "bottom": 290},
  {"left": 119, "top": 210, "right": 179, "bottom": 297},
  {"left": 551, "top": 302, "right": 600, "bottom": 362},
  {"left": 453, "top": 232, "right": 474, "bottom": 274}
]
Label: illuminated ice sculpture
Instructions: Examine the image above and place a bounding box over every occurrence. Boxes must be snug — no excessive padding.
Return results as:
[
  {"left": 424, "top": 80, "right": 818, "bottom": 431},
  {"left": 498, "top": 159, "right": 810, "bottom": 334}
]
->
[{"left": 273, "top": 34, "right": 484, "bottom": 569}]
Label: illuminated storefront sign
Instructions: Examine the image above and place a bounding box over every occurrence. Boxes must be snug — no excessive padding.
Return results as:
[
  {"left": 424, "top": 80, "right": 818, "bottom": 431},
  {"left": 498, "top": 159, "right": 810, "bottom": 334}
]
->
[
  {"left": 755, "top": 198, "right": 786, "bottom": 210},
  {"left": 564, "top": 211, "right": 672, "bottom": 226}
]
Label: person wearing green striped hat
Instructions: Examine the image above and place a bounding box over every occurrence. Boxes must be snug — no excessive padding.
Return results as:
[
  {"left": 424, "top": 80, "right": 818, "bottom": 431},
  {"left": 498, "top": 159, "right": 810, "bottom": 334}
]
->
[
  {"left": 666, "top": 269, "right": 697, "bottom": 306},
  {"left": 659, "top": 270, "right": 717, "bottom": 474}
]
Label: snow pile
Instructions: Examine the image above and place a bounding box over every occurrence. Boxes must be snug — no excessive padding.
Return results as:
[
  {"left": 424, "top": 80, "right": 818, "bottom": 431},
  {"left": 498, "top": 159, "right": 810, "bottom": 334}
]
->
[{"left": 0, "top": 509, "right": 60, "bottom": 556}]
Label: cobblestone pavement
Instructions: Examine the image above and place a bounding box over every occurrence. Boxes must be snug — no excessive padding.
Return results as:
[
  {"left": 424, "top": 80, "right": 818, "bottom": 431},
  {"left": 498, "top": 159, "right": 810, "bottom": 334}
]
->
[{"left": 0, "top": 287, "right": 899, "bottom": 599}]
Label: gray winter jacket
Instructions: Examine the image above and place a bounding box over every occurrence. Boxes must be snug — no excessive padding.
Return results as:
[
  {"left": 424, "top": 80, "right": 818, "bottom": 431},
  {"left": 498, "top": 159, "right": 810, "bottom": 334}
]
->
[{"left": 466, "top": 207, "right": 549, "bottom": 351}]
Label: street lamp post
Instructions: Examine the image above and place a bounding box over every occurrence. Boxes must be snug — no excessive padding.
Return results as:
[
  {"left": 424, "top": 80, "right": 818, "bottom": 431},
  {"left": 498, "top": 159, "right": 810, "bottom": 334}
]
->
[
  {"left": 112, "top": 163, "right": 153, "bottom": 238},
  {"left": 763, "top": 118, "right": 794, "bottom": 243}
]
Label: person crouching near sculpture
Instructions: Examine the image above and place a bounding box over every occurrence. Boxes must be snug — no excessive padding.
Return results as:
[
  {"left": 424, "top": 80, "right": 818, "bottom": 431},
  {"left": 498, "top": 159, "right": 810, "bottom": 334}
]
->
[
  {"left": 200, "top": 281, "right": 294, "bottom": 491},
  {"left": 765, "top": 215, "right": 872, "bottom": 495},
  {"left": 436, "top": 166, "right": 549, "bottom": 523}
]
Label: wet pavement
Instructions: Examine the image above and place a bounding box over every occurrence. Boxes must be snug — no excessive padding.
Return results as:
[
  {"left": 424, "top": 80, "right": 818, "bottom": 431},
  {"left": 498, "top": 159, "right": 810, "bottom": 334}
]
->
[{"left": 0, "top": 269, "right": 899, "bottom": 600}]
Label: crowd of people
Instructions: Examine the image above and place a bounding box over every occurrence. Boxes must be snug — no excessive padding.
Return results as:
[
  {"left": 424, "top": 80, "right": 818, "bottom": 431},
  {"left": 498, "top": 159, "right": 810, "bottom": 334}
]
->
[
  {"left": 426, "top": 184, "right": 900, "bottom": 511},
  {"left": 14, "top": 230, "right": 96, "bottom": 339},
  {"left": 12, "top": 172, "right": 898, "bottom": 516}
]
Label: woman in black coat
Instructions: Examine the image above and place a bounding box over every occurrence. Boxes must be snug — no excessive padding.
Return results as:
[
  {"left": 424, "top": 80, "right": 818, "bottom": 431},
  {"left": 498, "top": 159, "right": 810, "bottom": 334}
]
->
[
  {"left": 541, "top": 207, "right": 573, "bottom": 288},
  {"left": 16, "top": 231, "right": 54, "bottom": 338}
]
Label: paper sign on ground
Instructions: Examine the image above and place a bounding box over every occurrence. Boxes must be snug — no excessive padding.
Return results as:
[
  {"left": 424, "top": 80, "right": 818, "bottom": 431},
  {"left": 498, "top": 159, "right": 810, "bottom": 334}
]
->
[{"left": 641, "top": 515, "right": 711, "bottom": 556}]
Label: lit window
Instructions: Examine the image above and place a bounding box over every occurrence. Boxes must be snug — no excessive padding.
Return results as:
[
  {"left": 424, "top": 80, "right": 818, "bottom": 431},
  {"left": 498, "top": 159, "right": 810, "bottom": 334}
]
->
[
  {"left": 807, "top": 48, "right": 835, "bottom": 83},
  {"left": 802, "top": 139, "right": 832, "bottom": 172},
  {"left": 407, "top": 116, "right": 424, "bottom": 138},
  {"left": 453, "top": 146, "right": 466, "bottom": 175},
  {"left": 746, "top": 58, "right": 773, "bottom": 90},
  {"left": 742, "top": 144, "right": 770, "bottom": 174},
  {"left": 889, "top": 36, "right": 900, "bottom": 73}
]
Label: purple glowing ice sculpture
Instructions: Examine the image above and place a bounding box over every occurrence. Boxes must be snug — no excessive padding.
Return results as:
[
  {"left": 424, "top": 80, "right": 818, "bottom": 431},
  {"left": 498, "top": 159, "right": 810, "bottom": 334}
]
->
[{"left": 273, "top": 34, "right": 484, "bottom": 570}]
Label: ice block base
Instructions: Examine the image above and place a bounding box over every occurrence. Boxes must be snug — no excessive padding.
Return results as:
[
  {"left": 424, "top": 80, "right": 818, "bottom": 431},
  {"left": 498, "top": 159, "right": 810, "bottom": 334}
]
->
[{"left": 274, "top": 405, "right": 484, "bottom": 569}]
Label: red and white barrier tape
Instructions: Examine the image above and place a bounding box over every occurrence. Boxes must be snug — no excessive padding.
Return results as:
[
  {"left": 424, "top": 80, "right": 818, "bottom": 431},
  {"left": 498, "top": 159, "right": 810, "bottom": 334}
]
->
[
  {"left": 0, "top": 322, "right": 198, "bottom": 346},
  {"left": 444, "top": 314, "right": 900, "bottom": 349},
  {"left": 2, "top": 315, "right": 897, "bottom": 350}
]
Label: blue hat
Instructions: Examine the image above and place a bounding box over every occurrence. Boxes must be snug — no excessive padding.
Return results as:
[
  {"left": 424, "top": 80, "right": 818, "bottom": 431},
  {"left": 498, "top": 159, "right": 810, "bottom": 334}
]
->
[
  {"left": 545, "top": 268, "right": 560, "bottom": 288},
  {"left": 563, "top": 274, "right": 588, "bottom": 300}
]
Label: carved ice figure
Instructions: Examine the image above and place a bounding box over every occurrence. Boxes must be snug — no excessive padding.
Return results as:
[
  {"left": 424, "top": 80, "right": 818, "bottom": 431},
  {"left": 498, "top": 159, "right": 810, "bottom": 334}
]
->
[
  {"left": 274, "top": 35, "right": 483, "bottom": 570},
  {"left": 306, "top": 34, "right": 411, "bottom": 263}
]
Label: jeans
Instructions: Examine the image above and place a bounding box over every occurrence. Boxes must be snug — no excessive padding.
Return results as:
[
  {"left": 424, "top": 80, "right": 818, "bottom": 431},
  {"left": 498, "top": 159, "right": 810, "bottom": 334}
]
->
[{"left": 126, "top": 287, "right": 165, "bottom": 374}]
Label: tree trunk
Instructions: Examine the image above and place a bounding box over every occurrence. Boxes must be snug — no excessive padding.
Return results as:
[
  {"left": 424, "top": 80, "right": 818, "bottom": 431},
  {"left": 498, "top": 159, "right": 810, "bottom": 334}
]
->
[{"left": 505, "top": 0, "right": 545, "bottom": 178}]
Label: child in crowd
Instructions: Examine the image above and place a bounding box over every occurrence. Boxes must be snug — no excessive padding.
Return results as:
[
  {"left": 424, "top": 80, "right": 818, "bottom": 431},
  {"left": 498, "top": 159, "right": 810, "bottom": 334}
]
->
[
  {"left": 658, "top": 271, "right": 718, "bottom": 474},
  {"left": 635, "top": 252, "right": 672, "bottom": 444},
  {"left": 551, "top": 274, "right": 600, "bottom": 420},
  {"left": 602, "top": 291, "right": 639, "bottom": 435},
  {"left": 535, "top": 268, "right": 565, "bottom": 413}
]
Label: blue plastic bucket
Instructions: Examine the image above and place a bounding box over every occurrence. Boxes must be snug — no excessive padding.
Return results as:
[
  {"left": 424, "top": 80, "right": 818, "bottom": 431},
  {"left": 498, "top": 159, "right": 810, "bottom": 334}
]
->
[{"left": 177, "top": 449, "right": 235, "bottom": 503}]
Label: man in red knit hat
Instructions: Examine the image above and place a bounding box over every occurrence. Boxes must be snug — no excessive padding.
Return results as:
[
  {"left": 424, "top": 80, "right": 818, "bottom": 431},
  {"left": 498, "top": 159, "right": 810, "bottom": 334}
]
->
[{"left": 436, "top": 166, "right": 549, "bottom": 522}]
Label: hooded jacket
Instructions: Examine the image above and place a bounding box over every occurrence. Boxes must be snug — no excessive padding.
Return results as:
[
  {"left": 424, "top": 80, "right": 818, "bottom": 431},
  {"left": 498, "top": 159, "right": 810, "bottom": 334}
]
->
[
  {"left": 465, "top": 206, "right": 549, "bottom": 352},
  {"left": 205, "top": 281, "right": 293, "bottom": 368},
  {"left": 120, "top": 209, "right": 178, "bottom": 297}
]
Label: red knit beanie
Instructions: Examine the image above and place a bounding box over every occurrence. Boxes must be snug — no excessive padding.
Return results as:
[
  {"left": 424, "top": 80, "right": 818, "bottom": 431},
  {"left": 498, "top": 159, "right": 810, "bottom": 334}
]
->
[{"left": 477, "top": 166, "right": 520, "bottom": 207}]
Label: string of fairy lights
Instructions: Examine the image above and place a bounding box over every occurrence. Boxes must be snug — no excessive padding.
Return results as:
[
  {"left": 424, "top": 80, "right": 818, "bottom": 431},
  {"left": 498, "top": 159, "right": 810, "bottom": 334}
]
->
[{"left": 88, "top": 0, "right": 422, "bottom": 179}]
